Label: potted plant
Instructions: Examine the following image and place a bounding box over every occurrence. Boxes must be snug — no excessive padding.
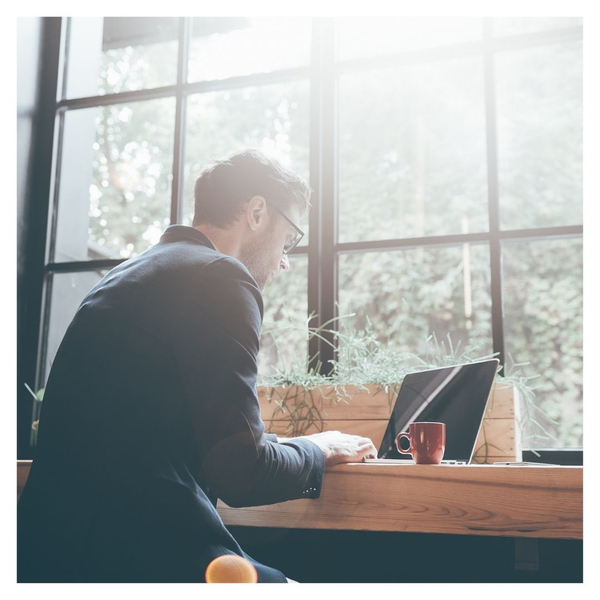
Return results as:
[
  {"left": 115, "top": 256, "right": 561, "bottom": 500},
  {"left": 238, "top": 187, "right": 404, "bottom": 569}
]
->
[{"left": 257, "top": 315, "right": 547, "bottom": 463}]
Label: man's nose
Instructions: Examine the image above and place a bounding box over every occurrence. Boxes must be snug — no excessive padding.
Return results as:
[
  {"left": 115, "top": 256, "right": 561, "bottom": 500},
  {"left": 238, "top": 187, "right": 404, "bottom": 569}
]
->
[{"left": 280, "top": 255, "right": 290, "bottom": 271}]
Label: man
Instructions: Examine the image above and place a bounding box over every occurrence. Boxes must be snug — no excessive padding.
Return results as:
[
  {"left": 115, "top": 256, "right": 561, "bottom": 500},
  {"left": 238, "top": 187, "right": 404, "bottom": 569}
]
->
[{"left": 18, "top": 149, "right": 377, "bottom": 583}]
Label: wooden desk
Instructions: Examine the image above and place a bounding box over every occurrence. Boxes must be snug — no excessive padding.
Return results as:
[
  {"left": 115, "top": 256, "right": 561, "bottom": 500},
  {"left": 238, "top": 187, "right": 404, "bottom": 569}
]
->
[
  {"left": 217, "top": 462, "right": 583, "bottom": 541},
  {"left": 17, "top": 460, "right": 582, "bottom": 540}
]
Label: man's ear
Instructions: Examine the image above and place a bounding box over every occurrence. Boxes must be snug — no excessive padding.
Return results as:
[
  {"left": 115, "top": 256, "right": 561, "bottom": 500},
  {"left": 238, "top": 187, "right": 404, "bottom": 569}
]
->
[{"left": 246, "top": 195, "right": 268, "bottom": 231}]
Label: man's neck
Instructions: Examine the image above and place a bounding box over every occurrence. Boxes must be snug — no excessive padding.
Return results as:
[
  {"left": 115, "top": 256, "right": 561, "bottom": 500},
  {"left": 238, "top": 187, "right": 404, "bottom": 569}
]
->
[
  {"left": 193, "top": 226, "right": 220, "bottom": 253},
  {"left": 193, "top": 224, "right": 243, "bottom": 258}
]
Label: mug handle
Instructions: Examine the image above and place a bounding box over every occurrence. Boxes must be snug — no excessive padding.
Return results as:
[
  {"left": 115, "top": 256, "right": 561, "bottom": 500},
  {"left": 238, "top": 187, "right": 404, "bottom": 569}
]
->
[{"left": 395, "top": 432, "right": 412, "bottom": 455}]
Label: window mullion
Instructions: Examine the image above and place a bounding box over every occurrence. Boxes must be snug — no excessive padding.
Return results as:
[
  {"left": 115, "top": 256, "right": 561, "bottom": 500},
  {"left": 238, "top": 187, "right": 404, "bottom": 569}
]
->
[
  {"left": 170, "top": 17, "right": 192, "bottom": 225},
  {"left": 483, "top": 18, "right": 506, "bottom": 367},
  {"left": 307, "top": 17, "right": 337, "bottom": 375},
  {"left": 308, "top": 18, "right": 321, "bottom": 372},
  {"left": 20, "top": 17, "right": 64, "bottom": 457}
]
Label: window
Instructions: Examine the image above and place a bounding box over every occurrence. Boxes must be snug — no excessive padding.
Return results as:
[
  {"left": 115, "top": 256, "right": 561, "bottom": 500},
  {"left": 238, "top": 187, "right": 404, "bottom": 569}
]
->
[
  {"left": 54, "top": 99, "right": 176, "bottom": 262},
  {"left": 31, "top": 17, "right": 582, "bottom": 453}
]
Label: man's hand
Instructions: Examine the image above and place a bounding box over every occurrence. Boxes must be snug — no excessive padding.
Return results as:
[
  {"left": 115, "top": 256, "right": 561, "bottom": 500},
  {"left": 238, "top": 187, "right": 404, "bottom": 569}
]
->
[{"left": 296, "top": 431, "right": 378, "bottom": 468}]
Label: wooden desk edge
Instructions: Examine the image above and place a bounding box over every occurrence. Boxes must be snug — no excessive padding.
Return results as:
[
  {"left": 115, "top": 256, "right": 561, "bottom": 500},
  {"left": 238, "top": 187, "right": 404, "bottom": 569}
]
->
[
  {"left": 17, "top": 460, "right": 583, "bottom": 540},
  {"left": 218, "top": 462, "right": 583, "bottom": 541}
]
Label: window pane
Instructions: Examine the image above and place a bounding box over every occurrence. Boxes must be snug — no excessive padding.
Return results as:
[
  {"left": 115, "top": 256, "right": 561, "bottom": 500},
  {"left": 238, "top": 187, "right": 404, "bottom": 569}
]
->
[
  {"left": 65, "top": 17, "right": 179, "bottom": 98},
  {"left": 496, "top": 42, "right": 582, "bottom": 230},
  {"left": 337, "top": 17, "right": 482, "bottom": 61},
  {"left": 338, "top": 58, "right": 488, "bottom": 243},
  {"left": 182, "top": 81, "right": 310, "bottom": 246},
  {"left": 54, "top": 99, "right": 176, "bottom": 262},
  {"left": 502, "top": 238, "right": 582, "bottom": 448},
  {"left": 492, "top": 17, "right": 582, "bottom": 37},
  {"left": 188, "top": 17, "right": 311, "bottom": 83},
  {"left": 258, "top": 255, "right": 308, "bottom": 376},
  {"left": 43, "top": 271, "right": 108, "bottom": 383},
  {"left": 337, "top": 244, "right": 492, "bottom": 358}
]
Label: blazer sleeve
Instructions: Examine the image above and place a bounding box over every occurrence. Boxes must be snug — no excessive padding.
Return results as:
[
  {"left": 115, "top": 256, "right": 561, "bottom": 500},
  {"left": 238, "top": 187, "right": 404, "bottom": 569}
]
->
[{"left": 172, "top": 257, "right": 325, "bottom": 508}]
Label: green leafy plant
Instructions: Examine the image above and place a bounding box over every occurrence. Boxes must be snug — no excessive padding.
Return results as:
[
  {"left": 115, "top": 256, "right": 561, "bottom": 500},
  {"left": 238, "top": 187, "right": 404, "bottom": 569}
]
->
[{"left": 258, "top": 312, "right": 553, "bottom": 455}]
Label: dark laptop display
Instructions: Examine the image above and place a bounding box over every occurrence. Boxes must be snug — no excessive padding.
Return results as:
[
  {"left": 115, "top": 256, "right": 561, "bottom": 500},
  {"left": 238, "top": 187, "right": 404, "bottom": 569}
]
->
[{"left": 377, "top": 359, "right": 499, "bottom": 462}]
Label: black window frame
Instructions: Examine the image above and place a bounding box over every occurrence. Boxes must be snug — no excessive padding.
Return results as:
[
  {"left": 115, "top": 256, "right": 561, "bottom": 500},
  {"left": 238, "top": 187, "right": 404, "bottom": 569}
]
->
[{"left": 18, "top": 17, "right": 583, "bottom": 461}]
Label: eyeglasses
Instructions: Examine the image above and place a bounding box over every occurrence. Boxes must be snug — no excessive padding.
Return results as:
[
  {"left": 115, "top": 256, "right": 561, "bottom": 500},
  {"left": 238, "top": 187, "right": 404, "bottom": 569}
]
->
[{"left": 270, "top": 205, "right": 305, "bottom": 254}]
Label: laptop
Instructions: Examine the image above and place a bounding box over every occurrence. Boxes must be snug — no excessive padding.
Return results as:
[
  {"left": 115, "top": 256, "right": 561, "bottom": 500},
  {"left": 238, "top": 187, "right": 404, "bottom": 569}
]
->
[{"left": 366, "top": 359, "right": 499, "bottom": 465}]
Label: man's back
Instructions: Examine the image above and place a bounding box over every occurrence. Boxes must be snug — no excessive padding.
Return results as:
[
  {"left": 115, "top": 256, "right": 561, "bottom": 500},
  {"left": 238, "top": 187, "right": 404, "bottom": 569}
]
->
[{"left": 17, "top": 226, "right": 324, "bottom": 582}]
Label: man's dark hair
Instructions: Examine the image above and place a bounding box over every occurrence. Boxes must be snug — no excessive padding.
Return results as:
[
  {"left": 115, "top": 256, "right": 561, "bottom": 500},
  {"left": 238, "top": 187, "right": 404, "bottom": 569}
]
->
[{"left": 192, "top": 149, "right": 312, "bottom": 228}]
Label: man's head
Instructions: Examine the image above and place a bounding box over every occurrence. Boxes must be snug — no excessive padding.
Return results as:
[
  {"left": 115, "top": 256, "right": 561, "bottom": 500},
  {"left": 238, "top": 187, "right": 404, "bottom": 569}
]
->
[{"left": 193, "top": 150, "right": 311, "bottom": 290}]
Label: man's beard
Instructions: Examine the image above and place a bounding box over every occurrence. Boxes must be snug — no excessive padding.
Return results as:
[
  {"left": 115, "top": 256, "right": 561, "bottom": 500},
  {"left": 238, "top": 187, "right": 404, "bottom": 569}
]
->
[{"left": 238, "top": 233, "right": 274, "bottom": 291}]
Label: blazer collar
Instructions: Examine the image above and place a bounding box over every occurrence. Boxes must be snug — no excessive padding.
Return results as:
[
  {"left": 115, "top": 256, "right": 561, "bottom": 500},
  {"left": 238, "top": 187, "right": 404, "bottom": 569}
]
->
[{"left": 160, "top": 225, "right": 216, "bottom": 251}]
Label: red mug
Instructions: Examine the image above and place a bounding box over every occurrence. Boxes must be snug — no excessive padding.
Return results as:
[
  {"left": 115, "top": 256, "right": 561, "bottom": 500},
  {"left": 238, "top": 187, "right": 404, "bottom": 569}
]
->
[{"left": 395, "top": 422, "right": 446, "bottom": 465}]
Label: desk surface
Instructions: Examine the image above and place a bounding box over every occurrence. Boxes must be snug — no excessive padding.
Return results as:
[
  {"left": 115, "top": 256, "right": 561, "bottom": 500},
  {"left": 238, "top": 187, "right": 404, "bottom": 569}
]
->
[
  {"left": 17, "top": 460, "right": 582, "bottom": 541},
  {"left": 217, "top": 462, "right": 583, "bottom": 540}
]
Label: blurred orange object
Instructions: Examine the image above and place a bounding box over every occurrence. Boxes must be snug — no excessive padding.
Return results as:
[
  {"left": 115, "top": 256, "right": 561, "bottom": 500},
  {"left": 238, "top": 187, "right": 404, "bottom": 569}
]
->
[{"left": 205, "top": 555, "right": 258, "bottom": 583}]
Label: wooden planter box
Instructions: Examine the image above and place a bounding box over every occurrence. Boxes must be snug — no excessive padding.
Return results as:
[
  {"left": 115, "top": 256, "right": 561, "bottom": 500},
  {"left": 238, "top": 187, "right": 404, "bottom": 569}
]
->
[{"left": 257, "top": 381, "right": 522, "bottom": 464}]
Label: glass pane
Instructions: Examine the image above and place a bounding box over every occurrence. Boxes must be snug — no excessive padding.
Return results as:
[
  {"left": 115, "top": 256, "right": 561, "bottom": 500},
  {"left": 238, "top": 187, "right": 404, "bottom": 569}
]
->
[
  {"left": 55, "top": 99, "right": 176, "bottom": 262},
  {"left": 337, "top": 17, "right": 482, "bottom": 61},
  {"left": 502, "top": 238, "right": 582, "bottom": 448},
  {"left": 492, "top": 17, "right": 582, "bottom": 37},
  {"left": 338, "top": 58, "right": 488, "bottom": 243},
  {"left": 496, "top": 41, "right": 582, "bottom": 230},
  {"left": 337, "top": 244, "right": 492, "bottom": 359},
  {"left": 44, "top": 271, "right": 108, "bottom": 383},
  {"left": 258, "top": 255, "right": 308, "bottom": 376},
  {"left": 182, "top": 81, "right": 310, "bottom": 246},
  {"left": 188, "top": 17, "right": 311, "bottom": 83},
  {"left": 65, "top": 17, "right": 179, "bottom": 98}
]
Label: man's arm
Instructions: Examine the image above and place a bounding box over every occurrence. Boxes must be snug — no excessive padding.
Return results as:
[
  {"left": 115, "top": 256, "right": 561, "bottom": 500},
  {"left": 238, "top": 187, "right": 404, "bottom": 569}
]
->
[
  {"left": 278, "top": 432, "right": 378, "bottom": 466},
  {"left": 173, "top": 257, "right": 377, "bottom": 507},
  {"left": 172, "top": 258, "right": 325, "bottom": 507}
]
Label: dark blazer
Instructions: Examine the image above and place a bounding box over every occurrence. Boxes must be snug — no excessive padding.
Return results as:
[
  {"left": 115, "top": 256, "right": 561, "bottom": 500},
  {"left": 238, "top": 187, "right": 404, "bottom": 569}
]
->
[{"left": 18, "top": 225, "right": 325, "bottom": 583}]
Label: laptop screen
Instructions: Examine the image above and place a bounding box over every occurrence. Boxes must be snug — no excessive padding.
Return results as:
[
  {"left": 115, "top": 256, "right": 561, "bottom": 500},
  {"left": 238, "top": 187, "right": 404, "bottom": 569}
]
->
[{"left": 377, "top": 359, "right": 499, "bottom": 462}]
